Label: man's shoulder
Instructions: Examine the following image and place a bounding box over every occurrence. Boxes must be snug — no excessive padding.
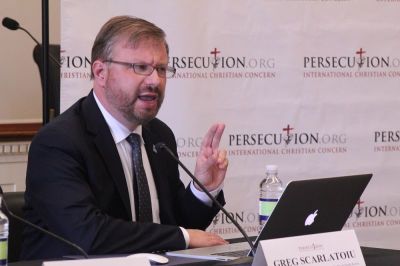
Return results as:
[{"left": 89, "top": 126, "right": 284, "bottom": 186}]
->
[
  {"left": 147, "top": 118, "right": 172, "bottom": 132},
  {"left": 143, "top": 118, "right": 176, "bottom": 145},
  {"left": 32, "top": 96, "right": 89, "bottom": 144}
]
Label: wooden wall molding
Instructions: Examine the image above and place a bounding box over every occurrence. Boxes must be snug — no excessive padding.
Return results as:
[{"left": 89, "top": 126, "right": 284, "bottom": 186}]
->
[{"left": 0, "top": 123, "right": 42, "bottom": 141}]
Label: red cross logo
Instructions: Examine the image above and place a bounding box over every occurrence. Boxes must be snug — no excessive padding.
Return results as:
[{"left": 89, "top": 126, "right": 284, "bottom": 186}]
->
[
  {"left": 356, "top": 199, "right": 364, "bottom": 209},
  {"left": 355, "top": 199, "right": 364, "bottom": 217},
  {"left": 283, "top": 124, "right": 294, "bottom": 136},
  {"left": 210, "top": 48, "right": 221, "bottom": 60},
  {"left": 356, "top": 48, "right": 366, "bottom": 68},
  {"left": 356, "top": 48, "right": 366, "bottom": 60}
]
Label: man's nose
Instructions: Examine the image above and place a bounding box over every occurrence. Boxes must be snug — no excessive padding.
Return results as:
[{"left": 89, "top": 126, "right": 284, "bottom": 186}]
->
[{"left": 144, "top": 68, "right": 162, "bottom": 85}]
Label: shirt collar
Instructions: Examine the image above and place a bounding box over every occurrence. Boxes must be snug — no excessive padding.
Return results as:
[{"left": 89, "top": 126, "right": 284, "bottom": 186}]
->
[{"left": 93, "top": 91, "right": 142, "bottom": 144}]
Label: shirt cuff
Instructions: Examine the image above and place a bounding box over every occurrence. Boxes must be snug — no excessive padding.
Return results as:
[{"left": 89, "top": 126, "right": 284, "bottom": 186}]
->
[
  {"left": 190, "top": 181, "right": 223, "bottom": 207},
  {"left": 180, "top": 227, "right": 190, "bottom": 248}
]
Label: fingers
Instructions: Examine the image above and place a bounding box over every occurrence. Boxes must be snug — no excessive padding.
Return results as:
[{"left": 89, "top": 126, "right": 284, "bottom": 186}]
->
[
  {"left": 194, "top": 123, "right": 228, "bottom": 191},
  {"left": 202, "top": 231, "right": 228, "bottom": 245},
  {"left": 211, "top": 123, "right": 225, "bottom": 150},
  {"left": 199, "top": 147, "right": 228, "bottom": 173},
  {"left": 217, "top": 150, "right": 229, "bottom": 170},
  {"left": 201, "top": 123, "right": 225, "bottom": 150},
  {"left": 207, "top": 233, "right": 229, "bottom": 246},
  {"left": 187, "top": 229, "right": 229, "bottom": 248}
]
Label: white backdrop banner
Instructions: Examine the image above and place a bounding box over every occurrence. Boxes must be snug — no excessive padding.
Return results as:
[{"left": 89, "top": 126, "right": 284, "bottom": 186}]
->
[{"left": 60, "top": 0, "right": 400, "bottom": 250}]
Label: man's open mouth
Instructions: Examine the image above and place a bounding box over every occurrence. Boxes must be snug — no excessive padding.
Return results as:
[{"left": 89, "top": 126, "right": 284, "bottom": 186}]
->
[{"left": 138, "top": 94, "right": 158, "bottom": 101}]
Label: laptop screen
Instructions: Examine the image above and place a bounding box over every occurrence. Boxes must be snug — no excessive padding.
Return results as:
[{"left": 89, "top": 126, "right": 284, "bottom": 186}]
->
[
  {"left": 166, "top": 173, "right": 372, "bottom": 261},
  {"left": 252, "top": 173, "right": 372, "bottom": 250}
]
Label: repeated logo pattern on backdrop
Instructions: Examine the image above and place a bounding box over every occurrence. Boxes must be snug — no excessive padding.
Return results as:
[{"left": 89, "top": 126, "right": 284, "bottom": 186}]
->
[
  {"left": 303, "top": 48, "right": 400, "bottom": 79},
  {"left": 171, "top": 48, "right": 276, "bottom": 79},
  {"left": 60, "top": 0, "right": 400, "bottom": 250}
]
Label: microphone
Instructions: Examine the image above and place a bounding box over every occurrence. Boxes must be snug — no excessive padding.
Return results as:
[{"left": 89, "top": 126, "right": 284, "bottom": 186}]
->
[
  {"left": 154, "top": 143, "right": 256, "bottom": 256},
  {"left": 0, "top": 191, "right": 89, "bottom": 258},
  {"left": 2, "top": 16, "right": 61, "bottom": 67},
  {"left": 2, "top": 17, "right": 19, "bottom": 30}
]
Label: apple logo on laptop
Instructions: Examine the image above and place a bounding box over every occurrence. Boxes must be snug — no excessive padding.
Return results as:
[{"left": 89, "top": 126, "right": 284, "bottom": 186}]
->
[{"left": 305, "top": 210, "right": 318, "bottom": 226}]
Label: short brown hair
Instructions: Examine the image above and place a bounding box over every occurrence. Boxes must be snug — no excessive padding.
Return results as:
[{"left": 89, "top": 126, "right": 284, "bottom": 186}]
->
[{"left": 90, "top": 16, "right": 169, "bottom": 78}]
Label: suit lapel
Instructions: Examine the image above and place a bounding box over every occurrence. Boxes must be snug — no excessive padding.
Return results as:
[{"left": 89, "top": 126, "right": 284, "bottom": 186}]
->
[
  {"left": 142, "top": 124, "right": 173, "bottom": 222},
  {"left": 142, "top": 126, "right": 163, "bottom": 192},
  {"left": 82, "top": 91, "right": 132, "bottom": 218}
]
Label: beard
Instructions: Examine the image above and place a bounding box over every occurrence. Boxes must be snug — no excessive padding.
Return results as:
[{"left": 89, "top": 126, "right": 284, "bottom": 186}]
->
[{"left": 104, "top": 83, "right": 164, "bottom": 126}]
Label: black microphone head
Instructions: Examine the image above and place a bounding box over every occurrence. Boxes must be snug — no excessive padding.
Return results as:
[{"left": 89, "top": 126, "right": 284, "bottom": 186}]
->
[{"left": 2, "top": 17, "right": 20, "bottom": 30}]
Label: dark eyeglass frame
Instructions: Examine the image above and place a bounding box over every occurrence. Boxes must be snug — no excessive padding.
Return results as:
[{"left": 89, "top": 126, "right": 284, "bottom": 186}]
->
[{"left": 104, "top": 59, "right": 176, "bottom": 78}]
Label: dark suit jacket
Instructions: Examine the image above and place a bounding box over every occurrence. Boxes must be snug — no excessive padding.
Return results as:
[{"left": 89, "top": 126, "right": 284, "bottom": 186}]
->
[{"left": 21, "top": 91, "right": 224, "bottom": 260}]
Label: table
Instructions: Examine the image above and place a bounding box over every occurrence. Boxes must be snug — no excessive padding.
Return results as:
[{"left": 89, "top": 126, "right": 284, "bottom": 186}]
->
[{"left": 8, "top": 246, "right": 400, "bottom": 266}]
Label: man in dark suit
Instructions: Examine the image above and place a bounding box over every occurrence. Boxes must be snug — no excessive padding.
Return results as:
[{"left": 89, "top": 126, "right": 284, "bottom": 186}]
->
[{"left": 21, "top": 16, "right": 229, "bottom": 260}]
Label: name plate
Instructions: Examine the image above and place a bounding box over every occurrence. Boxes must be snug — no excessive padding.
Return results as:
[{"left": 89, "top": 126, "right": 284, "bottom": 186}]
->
[
  {"left": 42, "top": 256, "right": 150, "bottom": 266},
  {"left": 252, "top": 230, "right": 365, "bottom": 266}
]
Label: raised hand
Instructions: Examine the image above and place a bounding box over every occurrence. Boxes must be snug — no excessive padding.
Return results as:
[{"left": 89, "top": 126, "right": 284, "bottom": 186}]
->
[{"left": 194, "top": 123, "right": 228, "bottom": 191}]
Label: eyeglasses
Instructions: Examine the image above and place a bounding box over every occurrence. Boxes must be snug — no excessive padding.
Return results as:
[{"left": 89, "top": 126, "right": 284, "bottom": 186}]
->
[{"left": 104, "top": 59, "right": 176, "bottom": 78}]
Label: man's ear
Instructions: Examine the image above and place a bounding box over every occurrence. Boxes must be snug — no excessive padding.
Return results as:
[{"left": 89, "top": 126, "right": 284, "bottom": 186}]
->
[{"left": 92, "top": 60, "right": 107, "bottom": 84}]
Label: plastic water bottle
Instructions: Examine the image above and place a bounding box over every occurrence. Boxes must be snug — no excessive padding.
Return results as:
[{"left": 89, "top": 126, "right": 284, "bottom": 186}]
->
[
  {"left": 259, "top": 165, "right": 284, "bottom": 228},
  {"left": 0, "top": 196, "right": 9, "bottom": 266}
]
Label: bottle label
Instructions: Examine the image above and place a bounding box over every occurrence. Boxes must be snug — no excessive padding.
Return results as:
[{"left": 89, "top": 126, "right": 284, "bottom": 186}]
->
[
  {"left": 0, "top": 238, "right": 7, "bottom": 265},
  {"left": 259, "top": 198, "right": 278, "bottom": 222}
]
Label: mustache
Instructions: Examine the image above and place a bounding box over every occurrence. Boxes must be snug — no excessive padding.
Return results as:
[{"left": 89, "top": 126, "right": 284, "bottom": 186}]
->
[
  {"left": 128, "top": 85, "right": 163, "bottom": 105},
  {"left": 140, "top": 85, "right": 160, "bottom": 94}
]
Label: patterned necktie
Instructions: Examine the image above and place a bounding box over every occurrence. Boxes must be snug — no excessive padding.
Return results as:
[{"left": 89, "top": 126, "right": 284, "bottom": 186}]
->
[{"left": 126, "top": 133, "right": 153, "bottom": 222}]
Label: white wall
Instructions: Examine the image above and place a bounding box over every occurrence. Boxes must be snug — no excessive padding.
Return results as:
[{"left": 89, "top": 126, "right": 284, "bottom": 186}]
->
[
  {"left": 0, "top": 0, "right": 60, "bottom": 123},
  {"left": 0, "top": 0, "right": 60, "bottom": 191},
  {"left": 61, "top": 0, "right": 400, "bottom": 249},
  {"left": 0, "top": 142, "right": 31, "bottom": 192}
]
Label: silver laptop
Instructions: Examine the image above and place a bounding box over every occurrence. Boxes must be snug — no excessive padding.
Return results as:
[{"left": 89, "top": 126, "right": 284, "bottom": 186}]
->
[{"left": 166, "top": 173, "right": 372, "bottom": 261}]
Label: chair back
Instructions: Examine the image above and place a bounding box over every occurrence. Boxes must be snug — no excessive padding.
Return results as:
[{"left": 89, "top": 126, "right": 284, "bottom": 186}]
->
[
  {"left": 3, "top": 192, "right": 25, "bottom": 262},
  {"left": 33, "top": 43, "right": 61, "bottom": 118}
]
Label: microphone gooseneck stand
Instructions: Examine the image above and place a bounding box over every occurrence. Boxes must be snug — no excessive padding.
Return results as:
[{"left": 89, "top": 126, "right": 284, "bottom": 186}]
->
[
  {"left": 0, "top": 194, "right": 89, "bottom": 258},
  {"left": 154, "top": 142, "right": 256, "bottom": 257}
]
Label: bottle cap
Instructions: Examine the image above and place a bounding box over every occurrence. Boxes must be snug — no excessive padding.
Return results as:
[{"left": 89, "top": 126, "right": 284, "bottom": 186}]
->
[{"left": 265, "top": 164, "right": 278, "bottom": 174}]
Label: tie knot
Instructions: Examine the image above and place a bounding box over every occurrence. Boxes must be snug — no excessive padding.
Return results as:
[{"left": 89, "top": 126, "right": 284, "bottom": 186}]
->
[{"left": 126, "top": 133, "right": 141, "bottom": 148}]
